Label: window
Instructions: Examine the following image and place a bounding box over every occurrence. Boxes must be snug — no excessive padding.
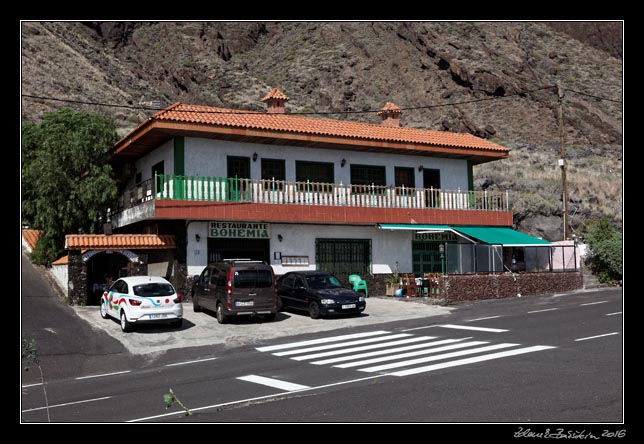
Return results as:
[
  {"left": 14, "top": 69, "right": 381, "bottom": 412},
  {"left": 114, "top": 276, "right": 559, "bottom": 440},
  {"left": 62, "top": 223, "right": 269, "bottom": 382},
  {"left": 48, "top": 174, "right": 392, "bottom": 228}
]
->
[
  {"left": 395, "top": 167, "right": 415, "bottom": 195},
  {"left": 351, "top": 164, "right": 386, "bottom": 186},
  {"left": 296, "top": 161, "right": 334, "bottom": 192},
  {"left": 133, "top": 283, "right": 175, "bottom": 297},
  {"left": 233, "top": 270, "right": 274, "bottom": 288},
  {"left": 316, "top": 239, "right": 371, "bottom": 276},
  {"left": 296, "top": 161, "right": 334, "bottom": 184},
  {"left": 200, "top": 267, "right": 211, "bottom": 285},
  {"left": 227, "top": 156, "right": 250, "bottom": 179},
  {"left": 261, "top": 159, "right": 285, "bottom": 190}
]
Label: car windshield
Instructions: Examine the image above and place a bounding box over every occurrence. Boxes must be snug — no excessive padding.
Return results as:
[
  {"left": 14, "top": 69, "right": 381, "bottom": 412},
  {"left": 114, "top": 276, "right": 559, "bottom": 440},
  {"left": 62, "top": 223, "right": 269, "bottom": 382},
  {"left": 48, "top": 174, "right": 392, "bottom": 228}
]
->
[
  {"left": 306, "top": 274, "right": 343, "bottom": 289},
  {"left": 133, "top": 283, "right": 175, "bottom": 297}
]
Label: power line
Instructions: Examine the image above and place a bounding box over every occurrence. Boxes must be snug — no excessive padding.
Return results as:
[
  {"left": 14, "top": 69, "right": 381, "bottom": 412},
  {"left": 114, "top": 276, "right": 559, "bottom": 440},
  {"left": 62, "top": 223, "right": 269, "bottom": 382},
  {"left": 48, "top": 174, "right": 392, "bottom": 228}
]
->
[
  {"left": 563, "top": 88, "right": 622, "bottom": 104},
  {"left": 21, "top": 86, "right": 556, "bottom": 116}
]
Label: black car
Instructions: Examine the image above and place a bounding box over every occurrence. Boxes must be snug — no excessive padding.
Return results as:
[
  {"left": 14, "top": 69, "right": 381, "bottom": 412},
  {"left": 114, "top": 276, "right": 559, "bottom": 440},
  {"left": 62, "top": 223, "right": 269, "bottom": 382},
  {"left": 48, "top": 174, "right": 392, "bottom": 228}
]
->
[{"left": 277, "top": 271, "right": 366, "bottom": 319}]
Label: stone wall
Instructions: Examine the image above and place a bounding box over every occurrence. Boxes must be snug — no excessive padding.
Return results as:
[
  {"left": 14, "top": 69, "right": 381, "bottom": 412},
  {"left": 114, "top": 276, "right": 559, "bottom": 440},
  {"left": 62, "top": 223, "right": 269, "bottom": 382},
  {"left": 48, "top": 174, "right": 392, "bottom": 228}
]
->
[
  {"left": 67, "top": 250, "right": 86, "bottom": 305},
  {"left": 441, "top": 272, "right": 583, "bottom": 303}
]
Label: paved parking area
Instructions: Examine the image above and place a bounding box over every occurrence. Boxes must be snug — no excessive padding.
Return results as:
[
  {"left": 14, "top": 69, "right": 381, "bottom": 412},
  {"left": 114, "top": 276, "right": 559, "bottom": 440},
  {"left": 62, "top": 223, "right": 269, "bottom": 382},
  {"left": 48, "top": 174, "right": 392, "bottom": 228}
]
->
[{"left": 73, "top": 298, "right": 453, "bottom": 355}]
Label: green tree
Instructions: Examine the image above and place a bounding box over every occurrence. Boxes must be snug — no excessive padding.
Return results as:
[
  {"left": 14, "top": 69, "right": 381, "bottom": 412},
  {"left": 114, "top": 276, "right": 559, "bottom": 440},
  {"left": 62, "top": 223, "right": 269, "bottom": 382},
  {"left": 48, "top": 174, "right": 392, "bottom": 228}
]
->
[
  {"left": 584, "top": 218, "right": 623, "bottom": 283},
  {"left": 22, "top": 109, "right": 118, "bottom": 265}
]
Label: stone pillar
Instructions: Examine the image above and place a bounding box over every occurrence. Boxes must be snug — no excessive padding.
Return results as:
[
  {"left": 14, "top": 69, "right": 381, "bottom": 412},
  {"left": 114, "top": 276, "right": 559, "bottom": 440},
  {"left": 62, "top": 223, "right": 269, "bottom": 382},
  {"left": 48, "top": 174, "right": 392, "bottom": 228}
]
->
[{"left": 68, "top": 250, "right": 87, "bottom": 305}]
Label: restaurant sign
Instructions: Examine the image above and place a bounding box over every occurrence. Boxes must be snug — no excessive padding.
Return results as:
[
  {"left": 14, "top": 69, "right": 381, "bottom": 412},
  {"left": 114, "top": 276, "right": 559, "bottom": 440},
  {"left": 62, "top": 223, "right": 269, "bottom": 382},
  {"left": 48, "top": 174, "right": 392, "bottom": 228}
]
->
[
  {"left": 414, "top": 231, "right": 457, "bottom": 242},
  {"left": 209, "top": 222, "right": 271, "bottom": 239}
]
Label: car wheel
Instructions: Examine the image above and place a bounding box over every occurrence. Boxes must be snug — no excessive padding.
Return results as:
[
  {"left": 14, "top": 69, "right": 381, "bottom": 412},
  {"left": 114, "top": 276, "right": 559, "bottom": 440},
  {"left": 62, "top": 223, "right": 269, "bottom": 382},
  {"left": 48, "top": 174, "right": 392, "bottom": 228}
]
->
[
  {"left": 308, "top": 302, "right": 321, "bottom": 319},
  {"left": 100, "top": 300, "right": 109, "bottom": 319},
  {"left": 216, "top": 303, "right": 228, "bottom": 324},
  {"left": 171, "top": 319, "right": 183, "bottom": 329},
  {"left": 193, "top": 296, "right": 202, "bottom": 313},
  {"left": 276, "top": 296, "right": 283, "bottom": 312},
  {"left": 264, "top": 313, "right": 277, "bottom": 322},
  {"left": 120, "top": 310, "right": 132, "bottom": 333}
]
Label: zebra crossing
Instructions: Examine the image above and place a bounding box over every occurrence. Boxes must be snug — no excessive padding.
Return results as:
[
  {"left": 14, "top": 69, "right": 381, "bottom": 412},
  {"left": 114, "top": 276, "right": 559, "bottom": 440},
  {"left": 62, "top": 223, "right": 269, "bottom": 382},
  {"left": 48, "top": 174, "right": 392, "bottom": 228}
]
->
[{"left": 256, "top": 329, "right": 555, "bottom": 377}]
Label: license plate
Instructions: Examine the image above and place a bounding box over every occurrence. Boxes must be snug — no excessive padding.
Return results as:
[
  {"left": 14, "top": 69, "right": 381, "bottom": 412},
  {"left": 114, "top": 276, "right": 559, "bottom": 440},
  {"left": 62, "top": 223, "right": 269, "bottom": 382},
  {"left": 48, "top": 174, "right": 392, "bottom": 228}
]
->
[
  {"left": 149, "top": 313, "right": 167, "bottom": 319},
  {"left": 342, "top": 304, "right": 356, "bottom": 309},
  {"left": 236, "top": 301, "right": 254, "bottom": 307}
]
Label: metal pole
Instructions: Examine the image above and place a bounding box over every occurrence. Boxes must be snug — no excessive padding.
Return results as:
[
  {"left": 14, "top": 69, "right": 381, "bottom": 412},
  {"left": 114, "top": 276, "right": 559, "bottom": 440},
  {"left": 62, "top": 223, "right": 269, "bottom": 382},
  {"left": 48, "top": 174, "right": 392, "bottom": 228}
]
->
[{"left": 557, "top": 81, "right": 568, "bottom": 241}]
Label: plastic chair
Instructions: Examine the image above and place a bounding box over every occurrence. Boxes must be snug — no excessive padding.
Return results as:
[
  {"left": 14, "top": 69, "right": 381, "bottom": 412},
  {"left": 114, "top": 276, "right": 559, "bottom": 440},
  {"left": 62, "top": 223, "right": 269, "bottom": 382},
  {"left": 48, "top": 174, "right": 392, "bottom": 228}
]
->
[{"left": 348, "top": 274, "right": 368, "bottom": 297}]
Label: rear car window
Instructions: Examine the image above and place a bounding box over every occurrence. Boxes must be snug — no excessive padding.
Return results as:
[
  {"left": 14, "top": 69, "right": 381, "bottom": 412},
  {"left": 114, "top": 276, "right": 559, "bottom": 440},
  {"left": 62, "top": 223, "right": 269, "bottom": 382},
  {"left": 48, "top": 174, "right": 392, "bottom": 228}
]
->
[
  {"left": 234, "top": 270, "right": 274, "bottom": 288},
  {"left": 133, "top": 283, "right": 175, "bottom": 297}
]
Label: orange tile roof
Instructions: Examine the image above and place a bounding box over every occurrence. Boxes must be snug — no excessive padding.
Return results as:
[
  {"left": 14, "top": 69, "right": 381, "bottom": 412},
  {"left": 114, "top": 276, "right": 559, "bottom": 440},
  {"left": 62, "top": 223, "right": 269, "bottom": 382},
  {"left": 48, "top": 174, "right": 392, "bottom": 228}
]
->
[
  {"left": 261, "top": 88, "right": 289, "bottom": 102},
  {"left": 377, "top": 102, "right": 402, "bottom": 115},
  {"left": 147, "top": 103, "right": 507, "bottom": 152},
  {"left": 22, "top": 229, "right": 42, "bottom": 251},
  {"left": 52, "top": 255, "right": 68, "bottom": 265},
  {"left": 65, "top": 234, "right": 176, "bottom": 250}
]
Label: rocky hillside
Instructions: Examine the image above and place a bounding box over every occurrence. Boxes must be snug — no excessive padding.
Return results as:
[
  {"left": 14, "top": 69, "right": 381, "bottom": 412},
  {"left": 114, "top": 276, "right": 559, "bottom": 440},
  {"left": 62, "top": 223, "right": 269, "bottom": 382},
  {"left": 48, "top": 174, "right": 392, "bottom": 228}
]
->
[{"left": 21, "top": 21, "right": 623, "bottom": 240}]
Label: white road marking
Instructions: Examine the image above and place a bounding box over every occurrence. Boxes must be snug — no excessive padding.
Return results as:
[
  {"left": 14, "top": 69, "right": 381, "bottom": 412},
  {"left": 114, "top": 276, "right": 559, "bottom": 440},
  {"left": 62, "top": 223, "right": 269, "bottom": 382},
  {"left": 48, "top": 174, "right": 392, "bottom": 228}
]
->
[
  {"left": 21, "top": 396, "right": 111, "bottom": 413},
  {"left": 527, "top": 308, "right": 558, "bottom": 314},
  {"left": 465, "top": 316, "right": 502, "bottom": 322},
  {"left": 437, "top": 324, "right": 508, "bottom": 333},
  {"left": 311, "top": 338, "right": 472, "bottom": 366},
  {"left": 256, "top": 330, "right": 390, "bottom": 352},
  {"left": 291, "top": 336, "right": 436, "bottom": 361},
  {"left": 273, "top": 334, "right": 412, "bottom": 356},
  {"left": 165, "top": 357, "right": 218, "bottom": 367},
  {"left": 606, "top": 312, "right": 622, "bottom": 316},
  {"left": 44, "top": 327, "right": 57, "bottom": 334},
  {"left": 574, "top": 332, "right": 620, "bottom": 342},
  {"left": 400, "top": 325, "right": 439, "bottom": 332},
  {"left": 580, "top": 301, "right": 609, "bottom": 306},
  {"left": 358, "top": 343, "right": 519, "bottom": 373},
  {"left": 75, "top": 370, "right": 131, "bottom": 380},
  {"left": 389, "top": 346, "right": 556, "bottom": 377},
  {"left": 128, "top": 374, "right": 385, "bottom": 422},
  {"left": 335, "top": 341, "right": 490, "bottom": 369},
  {"left": 21, "top": 382, "right": 43, "bottom": 388},
  {"left": 237, "top": 375, "right": 310, "bottom": 391}
]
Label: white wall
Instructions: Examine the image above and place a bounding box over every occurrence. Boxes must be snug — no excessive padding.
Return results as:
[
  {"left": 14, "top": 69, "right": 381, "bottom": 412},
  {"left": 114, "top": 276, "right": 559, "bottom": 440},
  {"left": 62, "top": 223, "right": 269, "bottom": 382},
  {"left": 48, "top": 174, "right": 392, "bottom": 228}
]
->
[
  {"left": 50, "top": 265, "right": 68, "bottom": 298},
  {"left": 185, "top": 221, "right": 414, "bottom": 277},
  {"left": 133, "top": 139, "right": 174, "bottom": 186},
  {"left": 184, "top": 138, "right": 469, "bottom": 190}
]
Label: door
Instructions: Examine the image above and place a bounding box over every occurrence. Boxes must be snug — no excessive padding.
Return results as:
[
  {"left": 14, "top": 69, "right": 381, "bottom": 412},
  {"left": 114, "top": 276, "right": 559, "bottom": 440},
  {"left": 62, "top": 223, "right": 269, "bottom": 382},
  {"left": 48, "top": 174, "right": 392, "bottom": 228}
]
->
[
  {"left": 412, "top": 241, "right": 443, "bottom": 275},
  {"left": 291, "top": 275, "right": 309, "bottom": 309},
  {"left": 231, "top": 267, "right": 275, "bottom": 311},
  {"left": 194, "top": 266, "right": 215, "bottom": 310},
  {"left": 423, "top": 169, "right": 441, "bottom": 208},
  {"left": 227, "top": 156, "right": 251, "bottom": 201}
]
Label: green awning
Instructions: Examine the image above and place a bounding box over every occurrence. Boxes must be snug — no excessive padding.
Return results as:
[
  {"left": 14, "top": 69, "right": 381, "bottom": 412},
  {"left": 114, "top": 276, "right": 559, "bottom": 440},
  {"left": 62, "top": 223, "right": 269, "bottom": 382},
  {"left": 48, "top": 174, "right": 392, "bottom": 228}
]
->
[
  {"left": 377, "top": 224, "right": 451, "bottom": 231},
  {"left": 452, "top": 226, "right": 550, "bottom": 246}
]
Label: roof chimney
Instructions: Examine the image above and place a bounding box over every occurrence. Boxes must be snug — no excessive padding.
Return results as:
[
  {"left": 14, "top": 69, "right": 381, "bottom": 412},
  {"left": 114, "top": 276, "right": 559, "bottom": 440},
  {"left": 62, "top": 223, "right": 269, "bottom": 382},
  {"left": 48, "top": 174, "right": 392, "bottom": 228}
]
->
[
  {"left": 261, "top": 88, "right": 289, "bottom": 114},
  {"left": 377, "top": 102, "right": 402, "bottom": 127}
]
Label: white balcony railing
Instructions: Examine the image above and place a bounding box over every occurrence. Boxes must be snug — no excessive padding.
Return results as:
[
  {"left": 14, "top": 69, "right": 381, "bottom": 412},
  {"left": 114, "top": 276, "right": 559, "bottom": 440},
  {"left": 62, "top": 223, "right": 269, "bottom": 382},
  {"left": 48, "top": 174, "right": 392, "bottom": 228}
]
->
[{"left": 150, "top": 174, "right": 509, "bottom": 212}]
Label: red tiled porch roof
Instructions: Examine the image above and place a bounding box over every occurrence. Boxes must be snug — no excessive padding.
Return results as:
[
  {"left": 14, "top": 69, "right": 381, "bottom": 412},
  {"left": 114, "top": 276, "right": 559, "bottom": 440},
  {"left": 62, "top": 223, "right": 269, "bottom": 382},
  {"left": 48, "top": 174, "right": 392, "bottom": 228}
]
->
[{"left": 65, "top": 234, "right": 176, "bottom": 250}]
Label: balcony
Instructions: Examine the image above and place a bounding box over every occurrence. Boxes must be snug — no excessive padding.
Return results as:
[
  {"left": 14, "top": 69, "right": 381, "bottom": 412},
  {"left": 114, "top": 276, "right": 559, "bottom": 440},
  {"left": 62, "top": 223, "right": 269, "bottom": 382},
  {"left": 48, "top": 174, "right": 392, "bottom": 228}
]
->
[{"left": 113, "top": 174, "right": 511, "bottom": 228}]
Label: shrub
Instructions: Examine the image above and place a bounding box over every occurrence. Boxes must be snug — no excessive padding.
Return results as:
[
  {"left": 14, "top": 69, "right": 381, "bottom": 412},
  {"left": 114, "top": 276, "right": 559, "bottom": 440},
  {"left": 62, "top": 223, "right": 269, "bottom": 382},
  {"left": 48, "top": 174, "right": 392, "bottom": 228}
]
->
[{"left": 584, "top": 218, "right": 622, "bottom": 283}]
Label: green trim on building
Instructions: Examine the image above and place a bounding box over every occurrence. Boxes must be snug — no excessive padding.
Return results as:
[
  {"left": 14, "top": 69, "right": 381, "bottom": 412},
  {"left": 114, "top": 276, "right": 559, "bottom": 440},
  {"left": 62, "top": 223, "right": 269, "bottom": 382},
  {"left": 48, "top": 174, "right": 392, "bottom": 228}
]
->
[
  {"left": 173, "top": 137, "right": 185, "bottom": 176},
  {"left": 467, "top": 160, "right": 474, "bottom": 191}
]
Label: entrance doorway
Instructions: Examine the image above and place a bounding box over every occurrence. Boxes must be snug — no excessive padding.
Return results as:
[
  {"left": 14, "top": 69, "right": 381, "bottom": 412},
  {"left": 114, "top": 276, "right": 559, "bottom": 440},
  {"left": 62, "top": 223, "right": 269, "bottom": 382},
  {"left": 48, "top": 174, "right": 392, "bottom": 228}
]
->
[
  {"left": 208, "top": 238, "right": 270, "bottom": 264},
  {"left": 423, "top": 169, "right": 441, "bottom": 208},
  {"left": 412, "top": 241, "right": 443, "bottom": 275},
  {"left": 86, "top": 252, "right": 130, "bottom": 305}
]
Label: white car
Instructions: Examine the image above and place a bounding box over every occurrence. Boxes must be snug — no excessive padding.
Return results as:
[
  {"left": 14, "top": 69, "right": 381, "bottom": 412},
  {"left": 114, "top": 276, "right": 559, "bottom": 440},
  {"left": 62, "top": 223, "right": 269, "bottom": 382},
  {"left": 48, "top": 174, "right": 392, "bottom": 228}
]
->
[{"left": 100, "top": 276, "right": 183, "bottom": 332}]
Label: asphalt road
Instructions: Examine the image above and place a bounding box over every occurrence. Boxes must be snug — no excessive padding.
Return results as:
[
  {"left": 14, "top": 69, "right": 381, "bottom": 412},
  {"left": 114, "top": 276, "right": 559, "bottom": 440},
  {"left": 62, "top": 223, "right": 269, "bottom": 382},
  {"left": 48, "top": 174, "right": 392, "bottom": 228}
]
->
[{"left": 21, "top": 254, "right": 623, "bottom": 425}]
